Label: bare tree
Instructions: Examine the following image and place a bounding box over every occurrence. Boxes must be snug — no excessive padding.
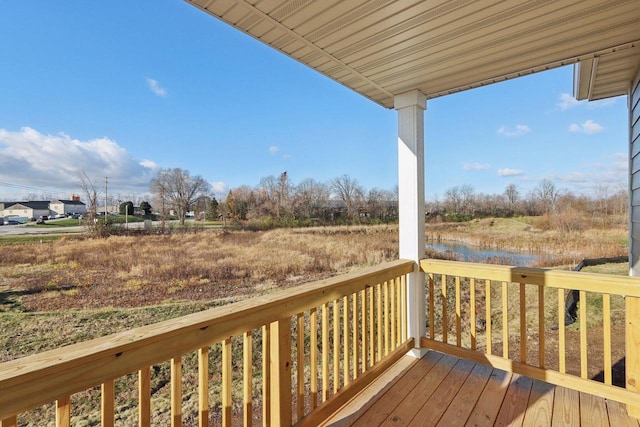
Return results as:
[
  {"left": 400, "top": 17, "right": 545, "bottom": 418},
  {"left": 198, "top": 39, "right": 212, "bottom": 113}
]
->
[
  {"left": 533, "top": 179, "right": 560, "bottom": 214},
  {"left": 504, "top": 183, "right": 519, "bottom": 214},
  {"left": 444, "top": 186, "right": 462, "bottom": 214},
  {"left": 150, "top": 168, "right": 210, "bottom": 226},
  {"left": 293, "top": 178, "right": 330, "bottom": 220},
  {"left": 79, "top": 171, "right": 102, "bottom": 235},
  {"left": 460, "top": 184, "right": 475, "bottom": 215},
  {"left": 331, "top": 174, "right": 364, "bottom": 220}
]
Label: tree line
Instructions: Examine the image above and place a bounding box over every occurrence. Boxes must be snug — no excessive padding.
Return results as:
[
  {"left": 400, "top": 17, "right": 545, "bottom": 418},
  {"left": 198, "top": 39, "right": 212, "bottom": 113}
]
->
[
  {"left": 146, "top": 168, "right": 627, "bottom": 229},
  {"left": 150, "top": 169, "right": 398, "bottom": 226}
]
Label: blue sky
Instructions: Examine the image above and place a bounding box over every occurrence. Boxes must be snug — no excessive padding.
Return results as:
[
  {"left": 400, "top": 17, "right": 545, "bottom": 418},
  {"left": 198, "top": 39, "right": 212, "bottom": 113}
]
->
[{"left": 0, "top": 2, "right": 628, "bottom": 203}]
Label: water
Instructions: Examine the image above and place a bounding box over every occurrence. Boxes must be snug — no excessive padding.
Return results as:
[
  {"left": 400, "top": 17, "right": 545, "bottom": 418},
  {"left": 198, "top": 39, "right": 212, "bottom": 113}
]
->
[{"left": 427, "top": 241, "right": 542, "bottom": 266}]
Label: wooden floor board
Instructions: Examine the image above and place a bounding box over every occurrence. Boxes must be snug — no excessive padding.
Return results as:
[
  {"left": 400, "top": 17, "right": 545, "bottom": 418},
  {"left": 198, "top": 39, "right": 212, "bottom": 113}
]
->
[
  {"left": 321, "top": 355, "right": 419, "bottom": 427},
  {"left": 436, "top": 363, "right": 494, "bottom": 427},
  {"left": 379, "top": 354, "right": 458, "bottom": 426},
  {"left": 579, "top": 392, "right": 608, "bottom": 426},
  {"left": 606, "top": 400, "right": 640, "bottom": 427},
  {"left": 494, "top": 374, "right": 534, "bottom": 427},
  {"left": 407, "top": 358, "right": 476, "bottom": 427},
  {"left": 522, "top": 380, "right": 554, "bottom": 427},
  {"left": 324, "top": 351, "right": 640, "bottom": 427},
  {"left": 552, "top": 386, "right": 580, "bottom": 427},
  {"left": 349, "top": 351, "right": 444, "bottom": 427},
  {"left": 466, "top": 369, "right": 513, "bottom": 426}
]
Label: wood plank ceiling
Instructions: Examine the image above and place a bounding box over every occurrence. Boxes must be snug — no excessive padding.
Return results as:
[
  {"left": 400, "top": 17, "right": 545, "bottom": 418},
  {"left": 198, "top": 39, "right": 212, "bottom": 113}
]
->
[{"left": 186, "top": 0, "right": 640, "bottom": 108}]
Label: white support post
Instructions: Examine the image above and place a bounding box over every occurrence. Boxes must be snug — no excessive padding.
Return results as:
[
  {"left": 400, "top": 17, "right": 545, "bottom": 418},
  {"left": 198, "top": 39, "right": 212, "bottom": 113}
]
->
[{"left": 395, "top": 90, "right": 427, "bottom": 358}]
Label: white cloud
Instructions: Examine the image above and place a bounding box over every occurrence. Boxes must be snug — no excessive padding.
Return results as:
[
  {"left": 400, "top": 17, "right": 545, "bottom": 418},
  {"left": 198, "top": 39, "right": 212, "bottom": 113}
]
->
[
  {"left": 556, "top": 92, "right": 616, "bottom": 111},
  {"left": 497, "top": 168, "right": 524, "bottom": 177},
  {"left": 556, "top": 93, "right": 583, "bottom": 110},
  {"left": 497, "top": 124, "right": 531, "bottom": 137},
  {"left": 0, "top": 127, "right": 157, "bottom": 197},
  {"left": 210, "top": 181, "right": 227, "bottom": 196},
  {"left": 462, "top": 162, "right": 491, "bottom": 171},
  {"left": 140, "top": 159, "right": 158, "bottom": 169},
  {"left": 146, "top": 78, "right": 167, "bottom": 97},
  {"left": 568, "top": 119, "right": 604, "bottom": 134},
  {"left": 269, "top": 146, "right": 279, "bottom": 155}
]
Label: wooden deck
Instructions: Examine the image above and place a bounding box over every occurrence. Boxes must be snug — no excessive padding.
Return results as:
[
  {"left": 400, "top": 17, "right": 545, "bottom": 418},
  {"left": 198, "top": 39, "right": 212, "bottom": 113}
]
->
[{"left": 322, "top": 351, "right": 640, "bottom": 427}]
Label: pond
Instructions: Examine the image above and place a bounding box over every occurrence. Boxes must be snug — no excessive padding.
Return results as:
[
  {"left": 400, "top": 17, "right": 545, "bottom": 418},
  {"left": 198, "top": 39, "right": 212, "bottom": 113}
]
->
[{"left": 427, "top": 241, "right": 543, "bottom": 267}]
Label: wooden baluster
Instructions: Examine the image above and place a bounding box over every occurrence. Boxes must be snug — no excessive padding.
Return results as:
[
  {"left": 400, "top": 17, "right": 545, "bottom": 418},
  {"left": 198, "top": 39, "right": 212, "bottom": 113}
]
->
[
  {"left": 390, "top": 279, "right": 396, "bottom": 350},
  {"left": 376, "top": 282, "right": 382, "bottom": 362},
  {"left": 171, "top": 357, "right": 182, "bottom": 427},
  {"left": 139, "top": 367, "right": 151, "bottom": 427},
  {"left": 368, "top": 287, "right": 374, "bottom": 368},
  {"left": 401, "top": 274, "right": 407, "bottom": 343},
  {"left": 56, "top": 395, "right": 70, "bottom": 427},
  {"left": 309, "top": 307, "right": 318, "bottom": 410},
  {"left": 602, "top": 295, "right": 612, "bottom": 386},
  {"left": 470, "top": 278, "right": 476, "bottom": 350},
  {"left": 455, "top": 276, "right": 461, "bottom": 347},
  {"left": 222, "top": 338, "right": 232, "bottom": 427},
  {"left": 310, "top": 307, "right": 318, "bottom": 409},
  {"left": 558, "top": 289, "right": 566, "bottom": 374},
  {"left": 321, "top": 304, "right": 329, "bottom": 402},
  {"left": 362, "top": 289, "right": 368, "bottom": 372},
  {"left": 343, "top": 295, "right": 351, "bottom": 386},
  {"left": 502, "top": 281, "right": 508, "bottom": 359},
  {"left": 199, "top": 347, "right": 210, "bottom": 427},
  {"left": 384, "top": 281, "right": 390, "bottom": 356},
  {"left": 441, "top": 274, "right": 448, "bottom": 344},
  {"left": 269, "top": 318, "right": 292, "bottom": 427},
  {"left": 333, "top": 299, "right": 340, "bottom": 393},
  {"left": 429, "top": 273, "right": 435, "bottom": 340},
  {"left": 519, "top": 283, "right": 526, "bottom": 363},
  {"left": 485, "top": 279, "right": 492, "bottom": 356},
  {"left": 102, "top": 380, "right": 115, "bottom": 427},
  {"left": 243, "top": 333, "right": 252, "bottom": 427},
  {"left": 352, "top": 293, "right": 358, "bottom": 379},
  {"left": 396, "top": 277, "right": 402, "bottom": 345},
  {"left": 626, "top": 295, "right": 640, "bottom": 417},
  {"left": 538, "top": 286, "right": 545, "bottom": 369},
  {"left": 262, "top": 325, "right": 271, "bottom": 424},
  {"left": 297, "top": 313, "right": 305, "bottom": 421},
  {"left": 579, "top": 290, "right": 587, "bottom": 378}
]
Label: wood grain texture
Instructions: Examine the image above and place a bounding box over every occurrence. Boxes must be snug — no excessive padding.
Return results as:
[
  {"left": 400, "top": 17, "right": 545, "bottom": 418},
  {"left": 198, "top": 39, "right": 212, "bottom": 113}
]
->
[{"left": 522, "top": 380, "right": 554, "bottom": 427}]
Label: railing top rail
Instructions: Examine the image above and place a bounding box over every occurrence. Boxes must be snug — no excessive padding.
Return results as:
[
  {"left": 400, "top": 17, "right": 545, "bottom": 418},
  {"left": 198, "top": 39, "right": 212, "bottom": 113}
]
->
[
  {"left": 0, "top": 259, "right": 414, "bottom": 419},
  {"left": 420, "top": 258, "right": 640, "bottom": 297}
]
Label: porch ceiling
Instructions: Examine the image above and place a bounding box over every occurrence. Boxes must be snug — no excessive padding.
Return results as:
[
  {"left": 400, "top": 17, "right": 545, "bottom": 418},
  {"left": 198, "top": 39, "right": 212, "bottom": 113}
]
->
[{"left": 185, "top": 0, "right": 640, "bottom": 108}]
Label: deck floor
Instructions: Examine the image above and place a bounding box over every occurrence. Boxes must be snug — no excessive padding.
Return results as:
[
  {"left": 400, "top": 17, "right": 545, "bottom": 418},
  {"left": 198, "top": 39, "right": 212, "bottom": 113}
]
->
[{"left": 322, "top": 351, "right": 639, "bottom": 427}]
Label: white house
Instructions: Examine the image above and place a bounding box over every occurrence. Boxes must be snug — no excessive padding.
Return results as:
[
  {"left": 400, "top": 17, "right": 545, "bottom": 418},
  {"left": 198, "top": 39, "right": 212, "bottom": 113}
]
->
[
  {"left": 1, "top": 201, "right": 51, "bottom": 220},
  {"left": 50, "top": 200, "right": 87, "bottom": 216}
]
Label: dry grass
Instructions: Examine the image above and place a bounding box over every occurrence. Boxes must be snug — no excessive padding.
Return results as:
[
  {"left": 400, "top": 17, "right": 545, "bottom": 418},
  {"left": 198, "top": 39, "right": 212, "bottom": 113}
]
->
[
  {"left": 426, "top": 217, "right": 627, "bottom": 266},
  {"left": 0, "top": 225, "right": 399, "bottom": 313}
]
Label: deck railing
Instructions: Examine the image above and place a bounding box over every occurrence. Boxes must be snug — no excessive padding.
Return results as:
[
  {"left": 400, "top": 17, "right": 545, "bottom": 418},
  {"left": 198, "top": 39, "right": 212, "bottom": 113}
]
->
[
  {"left": 420, "top": 258, "right": 640, "bottom": 414},
  {"left": 0, "top": 260, "right": 414, "bottom": 427}
]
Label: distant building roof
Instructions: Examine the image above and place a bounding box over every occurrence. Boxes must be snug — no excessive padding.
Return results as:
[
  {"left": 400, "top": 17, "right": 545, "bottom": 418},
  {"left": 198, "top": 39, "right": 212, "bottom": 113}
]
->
[
  {"left": 3, "top": 201, "right": 50, "bottom": 210},
  {"left": 52, "top": 200, "right": 86, "bottom": 206}
]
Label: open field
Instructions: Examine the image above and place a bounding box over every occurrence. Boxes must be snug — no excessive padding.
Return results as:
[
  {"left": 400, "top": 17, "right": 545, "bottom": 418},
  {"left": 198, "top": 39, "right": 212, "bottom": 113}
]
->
[{"left": 0, "top": 219, "right": 628, "bottom": 355}]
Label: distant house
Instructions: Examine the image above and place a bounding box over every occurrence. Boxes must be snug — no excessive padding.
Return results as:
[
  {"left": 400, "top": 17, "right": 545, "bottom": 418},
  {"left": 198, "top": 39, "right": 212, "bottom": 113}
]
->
[
  {"left": 1, "top": 201, "right": 51, "bottom": 220},
  {"left": 50, "top": 200, "right": 87, "bottom": 216}
]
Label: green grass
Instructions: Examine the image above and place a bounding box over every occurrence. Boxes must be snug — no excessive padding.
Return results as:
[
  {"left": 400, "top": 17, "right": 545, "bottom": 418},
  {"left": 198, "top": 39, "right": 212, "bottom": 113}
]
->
[{"left": 0, "top": 234, "right": 67, "bottom": 245}]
